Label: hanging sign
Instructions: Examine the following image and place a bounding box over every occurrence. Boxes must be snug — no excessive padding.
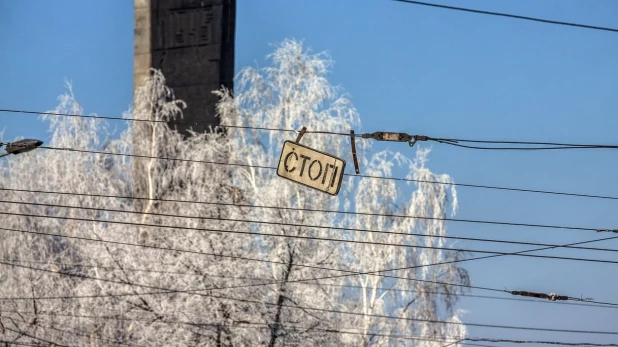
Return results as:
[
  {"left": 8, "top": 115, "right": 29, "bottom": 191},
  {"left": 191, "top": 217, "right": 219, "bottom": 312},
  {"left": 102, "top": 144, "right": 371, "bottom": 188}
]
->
[{"left": 276, "top": 140, "right": 346, "bottom": 196}]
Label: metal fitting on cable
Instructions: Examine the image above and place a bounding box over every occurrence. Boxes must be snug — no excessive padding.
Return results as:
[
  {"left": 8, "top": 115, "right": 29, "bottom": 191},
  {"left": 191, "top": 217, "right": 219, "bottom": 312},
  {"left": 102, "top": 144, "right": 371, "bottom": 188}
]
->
[
  {"left": 0, "top": 139, "right": 44, "bottom": 158},
  {"left": 510, "top": 290, "right": 569, "bottom": 302},
  {"left": 360, "top": 132, "right": 429, "bottom": 147}
]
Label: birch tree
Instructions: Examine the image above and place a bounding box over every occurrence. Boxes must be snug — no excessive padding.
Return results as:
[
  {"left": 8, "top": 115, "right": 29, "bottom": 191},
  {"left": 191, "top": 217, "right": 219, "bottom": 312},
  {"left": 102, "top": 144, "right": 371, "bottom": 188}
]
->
[
  {"left": 0, "top": 39, "right": 469, "bottom": 346},
  {"left": 216, "top": 39, "right": 470, "bottom": 346},
  {"left": 0, "top": 77, "right": 257, "bottom": 346}
]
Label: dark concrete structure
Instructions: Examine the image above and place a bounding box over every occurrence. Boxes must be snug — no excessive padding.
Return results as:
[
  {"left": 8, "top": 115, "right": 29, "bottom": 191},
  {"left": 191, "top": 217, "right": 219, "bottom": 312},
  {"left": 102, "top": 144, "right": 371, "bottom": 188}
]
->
[
  {"left": 132, "top": 0, "right": 235, "bottom": 245},
  {"left": 134, "top": 0, "right": 235, "bottom": 135}
]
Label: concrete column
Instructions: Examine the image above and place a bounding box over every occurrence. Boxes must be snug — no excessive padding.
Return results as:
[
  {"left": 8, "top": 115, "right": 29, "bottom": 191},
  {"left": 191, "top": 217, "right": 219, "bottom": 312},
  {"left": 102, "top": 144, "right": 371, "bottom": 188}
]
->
[
  {"left": 134, "top": 0, "right": 235, "bottom": 134},
  {"left": 132, "top": 0, "right": 235, "bottom": 245}
]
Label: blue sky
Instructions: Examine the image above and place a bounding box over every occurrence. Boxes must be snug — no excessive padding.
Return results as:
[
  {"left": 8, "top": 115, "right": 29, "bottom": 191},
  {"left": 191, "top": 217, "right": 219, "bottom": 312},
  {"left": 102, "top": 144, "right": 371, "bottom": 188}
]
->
[{"left": 1, "top": 0, "right": 618, "bottom": 343}]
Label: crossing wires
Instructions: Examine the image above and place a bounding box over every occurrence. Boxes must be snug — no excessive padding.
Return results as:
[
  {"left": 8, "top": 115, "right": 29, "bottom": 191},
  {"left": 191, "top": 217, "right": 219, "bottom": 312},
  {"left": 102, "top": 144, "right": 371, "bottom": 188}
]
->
[
  {"left": 2, "top": 192, "right": 617, "bottom": 238},
  {"left": 3, "top": 205, "right": 618, "bottom": 266},
  {"left": 3, "top": 259, "right": 618, "bottom": 336},
  {"left": 6, "top": 259, "right": 618, "bottom": 310},
  {"left": 5, "top": 309, "right": 618, "bottom": 347},
  {"left": 2, "top": 222, "right": 618, "bottom": 307}
]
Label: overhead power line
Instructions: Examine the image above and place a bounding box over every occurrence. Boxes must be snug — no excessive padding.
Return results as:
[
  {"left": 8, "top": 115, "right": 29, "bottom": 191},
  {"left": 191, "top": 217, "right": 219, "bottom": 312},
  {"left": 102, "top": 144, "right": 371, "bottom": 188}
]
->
[
  {"left": 3, "top": 208, "right": 618, "bottom": 266},
  {"left": 1, "top": 194, "right": 614, "bottom": 233},
  {"left": 3, "top": 108, "right": 618, "bottom": 150},
  {"left": 464, "top": 337, "right": 618, "bottom": 347},
  {"left": 4, "top": 198, "right": 618, "bottom": 253},
  {"left": 432, "top": 137, "right": 618, "bottom": 150},
  {"left": 5, "top": 261, "right": 618, "bottom": 337},
  {"left": 17, "top": 310, "right": 607, "bottom": 347},
  {"left": 2, "top": 310, "right": 479, "bottom": 346},
  {"left": 2, "top": 224, "right": 617, "bottom": 308},
  {"left": 0, "top": 341, "right": 41, "bottom": 347},
  {"left": 2, "top": 327, "right": 69, "bottom": 347},
  {"left": 3, "top": 190, "right": 618, "bottom": 254},
  {"left": 0, "top": 224, "right": 507, "bottom": 295},
  {"left": 364, "top": 132, "right": 618, "bottom": 150},
  {"left": 31, "top": 145, "right": 618, "bottom": 202},
  {"left": 392, "top": 0, "right": 618, "bottom": 33},
  {"left": 2, "top": 186, "right": 616, "bottom": 231},
  {"left": 7, "top": 259, "right": 617, "bottom": 310},
  {"left": 0, "top": 108, "right": 313, "bottom": 135},
  {"left": 5, "top": 316, "right": 137, "bottom": 347}
]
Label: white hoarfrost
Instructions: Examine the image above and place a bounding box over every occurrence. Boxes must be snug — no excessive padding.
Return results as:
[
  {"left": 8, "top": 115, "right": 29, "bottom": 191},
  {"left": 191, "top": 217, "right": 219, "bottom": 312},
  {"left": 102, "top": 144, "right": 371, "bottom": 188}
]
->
[{"left": 0, "top": 39, "right": 469, "bottom": 346}]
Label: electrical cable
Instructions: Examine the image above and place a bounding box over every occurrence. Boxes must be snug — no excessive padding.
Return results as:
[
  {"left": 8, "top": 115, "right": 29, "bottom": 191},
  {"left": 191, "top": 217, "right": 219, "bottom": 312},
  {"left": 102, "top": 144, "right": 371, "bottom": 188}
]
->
[
  {"left": 4, "top": 179, "right": 616, "bottom": 235},
  {"left": 436, "top": 138, "right": 616, "bottom": 147},
  {"left": 0, "top": 224, "right": 507, "bottom": 295},
  {"left": 35, "top": 145, "right": 618, "bottom": 202},
  {"left": 3, "top": 198, "right": 618, "bottom": 253},
  {"left": 464, "top": 337, "right": 618, "bottom": 347},
  {"left": 392, "top": 0, "right": 618, "bottom": 33},
  {"left": 2, "top": 224, "right": 618, "bottom": 308},
  {"left": 3, "top": 108, "right": 618, "bottom": 151},
  {"left": 365, "top": 132, "right": 618, "bottom": 150},
  {"left": 1, "top": 310, "right": 478, "bottom": 346},
  {"left": 0, "top": 186, "right": 612, "bottom": 238},
  {"left": 2, "top": 326, "right": 70, "bottom": 347},
  {"left": 2, "top": 186, "right": 617, "bottom": 235},
  {"left": 38, "top": 323, "right": 138, "bottom": 347},
  {"left": 3, "top": 208, "right": 618, "bottom": 265},
  {"left": 5, "top": 316, "right": 136, "bottom": 347},
  {"left": 2, "top": 261, "right": 618, "bottom": 336},
  {"left": 7, "top": 259, "right": 618, "bottom": 310},
  {"left": 0, "top": 341, "right": 41, "bottom": 347},
  {"left": 0, "top": 108, "right": 348, "bottom": 136},
  {"left": 433, "top": 138, "right": 618, "bottom": 151},
  {"left": 13, "top": 309, "right": 614, "bottom": 346},
  {"left": 4, "top": 310, "right": 458, "bottom": 342}
]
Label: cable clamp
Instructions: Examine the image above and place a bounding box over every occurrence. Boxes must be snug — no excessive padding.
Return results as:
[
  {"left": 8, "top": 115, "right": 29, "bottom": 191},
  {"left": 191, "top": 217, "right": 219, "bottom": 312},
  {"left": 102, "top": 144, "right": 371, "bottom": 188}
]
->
[
  {"left": 361, "top": 131, "right": 411, "bottom": 142},
  {"left": 350, "top": 130, "right": 360, "bottom": 174},
  {"left": 295, "top": 127, "right": 307, "bottom": 144},
  {"left": 360, "top": 132, "right": 430, "bottom": 147},
  {"left": 409, "top": 135, "right": 429, "bottom": 147},
  {"left": 3, "top": 139, "right": 44, "bottom": 155}
]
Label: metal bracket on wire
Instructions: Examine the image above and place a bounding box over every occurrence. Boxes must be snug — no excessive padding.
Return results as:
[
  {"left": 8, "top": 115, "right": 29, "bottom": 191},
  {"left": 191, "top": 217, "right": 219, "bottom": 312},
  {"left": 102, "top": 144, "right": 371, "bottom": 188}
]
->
[
  {"left": 350, "top": 130, "right": 360, "bottom": 174},
  {"left": 294, "top": 126, "right": 362, "bottom": 174},
  {"left": 361, "top": 132, "right": 429, "bottom": 147},
  {"left": 0, "top": 139, "right": 44, "bottom": 158},
  {"left": 510, "top": 290, "right": 569, "bottom": 302},
  {"left": 295, "top": 127, "right": 307, "bottom": 144}
]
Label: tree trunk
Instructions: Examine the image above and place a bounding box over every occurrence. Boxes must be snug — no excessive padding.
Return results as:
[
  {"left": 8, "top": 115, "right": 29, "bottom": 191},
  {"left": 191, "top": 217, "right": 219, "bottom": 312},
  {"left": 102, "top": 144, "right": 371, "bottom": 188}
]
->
[{"left": 268, "top": 244, "right": 294, "bottom": 347}]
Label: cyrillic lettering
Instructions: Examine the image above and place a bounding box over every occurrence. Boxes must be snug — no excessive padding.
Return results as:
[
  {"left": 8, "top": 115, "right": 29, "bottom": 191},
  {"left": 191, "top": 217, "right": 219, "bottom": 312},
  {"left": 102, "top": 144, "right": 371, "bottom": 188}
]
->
[
  {"left": 299, "top": 155, "right": 311, "bottom": 176},
  {"left": 330, "top": 165, "right": 339, "bottom": 188},
  {"left": 322, "top": 163, "right": 334, "bottom": 185},
  {"left": 308, "top": 160, "right": 323, "bottom": 181},
  {"left": 284, "top": 151, "right": 298, "bottom": 173}
]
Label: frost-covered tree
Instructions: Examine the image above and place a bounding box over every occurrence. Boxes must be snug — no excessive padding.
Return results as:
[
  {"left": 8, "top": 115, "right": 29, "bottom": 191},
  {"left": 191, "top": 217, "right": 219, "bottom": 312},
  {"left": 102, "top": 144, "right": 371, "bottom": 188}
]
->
[
  {"left": 0, "top": 39, "right": 469, "bottom": 346},
  {"left": 217, "top": 39, "right": 470, "bottom": 346},
  {"left": 0, "top": 77, "right": 256, "bottom": 346}
]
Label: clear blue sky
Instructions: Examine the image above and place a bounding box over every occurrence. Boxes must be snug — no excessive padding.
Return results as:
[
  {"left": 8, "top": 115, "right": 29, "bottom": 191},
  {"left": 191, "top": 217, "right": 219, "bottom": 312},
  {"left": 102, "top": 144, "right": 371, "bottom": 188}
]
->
[{"left": 1, "top": 0, "right": 617, "bottom": 343}]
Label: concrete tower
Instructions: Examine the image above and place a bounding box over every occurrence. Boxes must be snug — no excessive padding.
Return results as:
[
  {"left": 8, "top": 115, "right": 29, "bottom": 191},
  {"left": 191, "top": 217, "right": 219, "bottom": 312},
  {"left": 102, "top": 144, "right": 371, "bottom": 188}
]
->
[
  {"left": 134, "top": 0, "right": 235, "bottom": 134},
  {"left": 132, "top": 0, "right": 236, "bottom": 245}
]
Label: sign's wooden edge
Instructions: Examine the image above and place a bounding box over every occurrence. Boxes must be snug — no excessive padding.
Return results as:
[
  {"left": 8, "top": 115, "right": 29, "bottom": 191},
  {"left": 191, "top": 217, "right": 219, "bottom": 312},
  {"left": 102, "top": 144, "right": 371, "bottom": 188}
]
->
[{"left": 276, "top": 140, "right": 346, "bottom": 196}]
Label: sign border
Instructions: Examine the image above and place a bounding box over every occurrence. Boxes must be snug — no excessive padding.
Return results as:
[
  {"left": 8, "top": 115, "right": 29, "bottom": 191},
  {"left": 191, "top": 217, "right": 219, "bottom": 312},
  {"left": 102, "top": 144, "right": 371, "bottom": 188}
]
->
[{"left": 276, "top": 140, "right": 346, "bottom": 196}]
